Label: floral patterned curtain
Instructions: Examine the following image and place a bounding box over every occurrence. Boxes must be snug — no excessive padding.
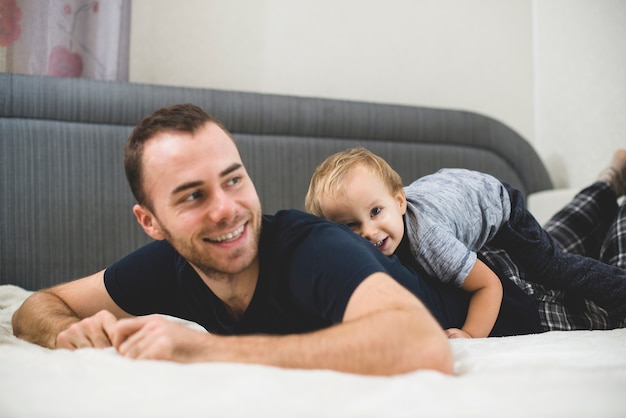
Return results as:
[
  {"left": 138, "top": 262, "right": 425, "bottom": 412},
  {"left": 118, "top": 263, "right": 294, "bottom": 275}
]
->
[{"left": 0, "top": 0, "right": 130, "bottom": 80}]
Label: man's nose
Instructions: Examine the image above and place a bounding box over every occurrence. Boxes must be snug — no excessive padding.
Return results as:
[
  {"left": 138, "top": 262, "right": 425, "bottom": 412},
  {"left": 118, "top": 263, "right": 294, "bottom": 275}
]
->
[{"left": 206, "top": 189, "right": 237, "bottom": 222}]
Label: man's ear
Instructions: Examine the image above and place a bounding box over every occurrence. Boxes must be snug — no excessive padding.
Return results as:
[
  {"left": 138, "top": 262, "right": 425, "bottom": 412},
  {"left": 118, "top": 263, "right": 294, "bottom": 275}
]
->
[
  {"left": 396, "top": 190, "right": 408, "bottom": 215},
  {"left": 133, "top": 204, "right": 166, "bottom": 240}
]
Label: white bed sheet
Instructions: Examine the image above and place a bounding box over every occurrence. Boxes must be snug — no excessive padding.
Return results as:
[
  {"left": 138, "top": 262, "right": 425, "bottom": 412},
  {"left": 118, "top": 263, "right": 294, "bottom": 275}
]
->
[{"left": 1, "top": 284, "right": 625, "bottom": 418}]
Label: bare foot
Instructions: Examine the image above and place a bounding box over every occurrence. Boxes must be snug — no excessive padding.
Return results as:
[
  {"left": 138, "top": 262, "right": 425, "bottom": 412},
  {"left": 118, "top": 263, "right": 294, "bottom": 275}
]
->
[{"left": 598, "top": 149, "right": 626, "bottom": 197}]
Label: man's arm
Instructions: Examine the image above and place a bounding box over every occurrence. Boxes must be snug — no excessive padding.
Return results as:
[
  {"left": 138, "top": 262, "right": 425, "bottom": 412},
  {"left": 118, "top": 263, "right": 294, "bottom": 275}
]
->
[
  {"left": 12, "top": 270, "right": 130, "bottom": 348},
  {"left": 107, "top": 272, "right": 453, "bottom": 376}
]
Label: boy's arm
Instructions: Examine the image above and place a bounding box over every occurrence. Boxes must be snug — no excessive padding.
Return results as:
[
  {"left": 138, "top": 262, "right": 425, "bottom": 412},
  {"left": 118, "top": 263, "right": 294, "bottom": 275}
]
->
[{"left": 447, "top": 259, "right": 503, "bottom": 338}]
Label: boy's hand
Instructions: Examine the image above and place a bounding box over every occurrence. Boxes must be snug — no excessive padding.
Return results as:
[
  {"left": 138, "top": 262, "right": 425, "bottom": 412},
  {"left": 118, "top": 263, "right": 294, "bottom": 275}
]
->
[{"left": 445, "top": 328, "right": 472, "bottom": 339}]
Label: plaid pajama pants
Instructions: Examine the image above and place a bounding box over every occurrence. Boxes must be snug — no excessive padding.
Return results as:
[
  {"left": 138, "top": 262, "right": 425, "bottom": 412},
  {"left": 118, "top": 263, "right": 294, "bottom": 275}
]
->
[{"left": 480, "top": 181, "right": 626, "bottom": 331}]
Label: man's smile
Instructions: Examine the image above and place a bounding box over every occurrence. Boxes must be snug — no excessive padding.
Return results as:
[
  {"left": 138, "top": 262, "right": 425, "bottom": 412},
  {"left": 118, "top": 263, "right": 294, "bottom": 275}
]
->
[{"left": 205, "top": 224, "right": 245, "bottom": 243}]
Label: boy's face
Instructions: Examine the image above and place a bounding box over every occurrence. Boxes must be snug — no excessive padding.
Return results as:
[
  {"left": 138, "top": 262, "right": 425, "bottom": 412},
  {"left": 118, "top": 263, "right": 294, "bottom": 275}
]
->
[{"left": 320, "top": 166, "right": 407, "bottom": 256}]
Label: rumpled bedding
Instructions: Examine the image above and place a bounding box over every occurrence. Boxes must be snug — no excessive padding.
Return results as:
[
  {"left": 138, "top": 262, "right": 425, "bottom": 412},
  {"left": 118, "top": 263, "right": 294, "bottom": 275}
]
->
[{"left": 1, "top": 284, "right": 625, "bottom": 418}]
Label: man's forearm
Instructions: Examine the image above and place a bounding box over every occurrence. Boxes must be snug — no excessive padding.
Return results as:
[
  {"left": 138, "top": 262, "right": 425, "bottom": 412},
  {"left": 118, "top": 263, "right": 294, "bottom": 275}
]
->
[
  {"left": 207, "top": 307, "right": 453, "bottom": 376},
  {"left": 12, "top": 290, "right": 80, "bottom": 348},
  {"left": 108, "top": 304, "right": 452, "bottom": 376}
]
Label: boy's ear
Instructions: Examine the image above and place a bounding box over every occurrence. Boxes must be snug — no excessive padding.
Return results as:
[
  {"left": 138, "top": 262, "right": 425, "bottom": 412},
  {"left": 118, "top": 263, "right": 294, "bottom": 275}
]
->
[
  {"left": 133, "top": 204, "right": 166, "bottom": 240},
  {"left": 396, "top": 190, "right": 407, "bottom": 215}
]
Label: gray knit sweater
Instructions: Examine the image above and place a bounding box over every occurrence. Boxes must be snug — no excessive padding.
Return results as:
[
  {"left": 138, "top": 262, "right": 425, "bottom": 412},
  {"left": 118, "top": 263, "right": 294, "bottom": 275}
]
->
[{"left": 403, "top": 168, "right": 511, "bottom": 287}]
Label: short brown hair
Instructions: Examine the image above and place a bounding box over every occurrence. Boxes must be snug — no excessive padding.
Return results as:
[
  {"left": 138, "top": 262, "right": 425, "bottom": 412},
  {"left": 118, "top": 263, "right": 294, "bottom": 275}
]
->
[
  {"left": 124, "top": 103, "right": 231, "bottom": 209},
  {"left": 305, "top": 147, "right": 404, "bottom": 217}
]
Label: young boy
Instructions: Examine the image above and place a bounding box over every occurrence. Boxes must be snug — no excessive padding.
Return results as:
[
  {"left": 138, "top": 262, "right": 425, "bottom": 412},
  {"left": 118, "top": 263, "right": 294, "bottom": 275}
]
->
[{"left": 305, "top": 147, "right": 626, "bottom": 338}]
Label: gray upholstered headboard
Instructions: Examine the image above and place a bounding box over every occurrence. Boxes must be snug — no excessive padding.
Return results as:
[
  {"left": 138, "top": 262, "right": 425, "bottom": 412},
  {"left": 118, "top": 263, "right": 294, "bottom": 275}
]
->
[{"left": 0, "top": 73, "right": 553, "bottom": 290}]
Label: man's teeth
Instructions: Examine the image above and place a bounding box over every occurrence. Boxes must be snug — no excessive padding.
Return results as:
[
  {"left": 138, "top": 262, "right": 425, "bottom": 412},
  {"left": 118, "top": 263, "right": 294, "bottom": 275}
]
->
[{"left": 207, "top": 225, "right": 244, "bottom": 243}]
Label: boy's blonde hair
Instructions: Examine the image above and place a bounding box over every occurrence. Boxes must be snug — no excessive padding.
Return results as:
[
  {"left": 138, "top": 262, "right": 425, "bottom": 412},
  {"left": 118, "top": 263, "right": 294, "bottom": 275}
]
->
[{"left": 305, "top": 147, "right": 404, "bottom": 217}]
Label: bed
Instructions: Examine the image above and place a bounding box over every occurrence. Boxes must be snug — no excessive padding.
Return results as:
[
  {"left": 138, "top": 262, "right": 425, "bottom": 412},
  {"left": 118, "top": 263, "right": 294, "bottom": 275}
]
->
[{"left": 1, "top": 73, "right": 624, "bottom": 417}]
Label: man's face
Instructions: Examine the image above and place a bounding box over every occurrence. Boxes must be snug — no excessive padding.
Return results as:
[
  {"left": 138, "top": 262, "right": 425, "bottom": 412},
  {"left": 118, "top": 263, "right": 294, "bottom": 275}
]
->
[{"left": 136, "top": 122, "right": 262, "bottom": 280}]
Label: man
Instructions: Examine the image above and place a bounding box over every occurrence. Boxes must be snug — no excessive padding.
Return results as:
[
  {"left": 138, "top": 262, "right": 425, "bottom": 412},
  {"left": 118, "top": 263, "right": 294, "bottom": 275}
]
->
[{"left": 12, "top": 104, "right": 453, "bottom": 376}]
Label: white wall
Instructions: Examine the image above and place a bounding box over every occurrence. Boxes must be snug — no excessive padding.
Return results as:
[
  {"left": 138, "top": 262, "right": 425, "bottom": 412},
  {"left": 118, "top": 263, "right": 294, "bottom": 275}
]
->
[
  {"left": 129, "top": 0, "right": 625, "bottom": 189},
  {"left": 534, "top": 0, "right": 626, "bottom": 188}
]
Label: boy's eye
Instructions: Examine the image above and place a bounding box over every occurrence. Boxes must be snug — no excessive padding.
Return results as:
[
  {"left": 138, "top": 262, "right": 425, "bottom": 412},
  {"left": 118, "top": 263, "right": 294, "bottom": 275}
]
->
[{"left": 370, "top": 207, "right": 381, "bottom": 217}]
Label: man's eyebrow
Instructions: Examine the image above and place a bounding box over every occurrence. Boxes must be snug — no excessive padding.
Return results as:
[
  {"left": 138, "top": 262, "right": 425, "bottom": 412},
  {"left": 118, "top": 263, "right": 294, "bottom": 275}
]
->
[
  {"left": 172, "top": 181, "right": 204, "bottom": 196},
  {"left": 170, "top": 163, "right": 243, "bottom": 196},
  {"left": 222, "top": 163, "right": 242, "bottom": 177}
]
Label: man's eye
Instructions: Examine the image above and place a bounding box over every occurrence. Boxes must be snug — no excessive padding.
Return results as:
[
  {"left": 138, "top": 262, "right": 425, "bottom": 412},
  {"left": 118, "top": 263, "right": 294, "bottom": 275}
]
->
[
  {"left": 186, "top": 191, "right": 202, "bottom": 201},
  {"left": 226, "top": 176, "right": 241, "bottom": 187},
  {"left": 370, "top": 207, "right": 381, "bottom": 217}
]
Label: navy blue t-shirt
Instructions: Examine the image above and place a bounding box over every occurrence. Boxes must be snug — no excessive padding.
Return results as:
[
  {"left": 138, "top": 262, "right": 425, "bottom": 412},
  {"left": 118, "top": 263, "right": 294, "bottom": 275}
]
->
[{"left": 104, "top": 210, "right": 536, "bottom": 336}]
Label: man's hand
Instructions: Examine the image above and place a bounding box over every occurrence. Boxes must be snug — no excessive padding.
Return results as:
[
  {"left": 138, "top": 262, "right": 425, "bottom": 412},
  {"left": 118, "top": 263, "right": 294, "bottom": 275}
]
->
[
  {"left": 105, "top": 315, "right": 211, "bottom": 362},
  {"left": 12, "top": 270, "right": 131, "bottom": 349},
  {"left": 56, "top": 310, "right": 118, "bottom": 349}
]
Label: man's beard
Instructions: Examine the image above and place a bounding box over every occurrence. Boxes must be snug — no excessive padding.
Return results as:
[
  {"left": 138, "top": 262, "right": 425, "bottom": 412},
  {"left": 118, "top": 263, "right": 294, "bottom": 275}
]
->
[
  {"left": 158, "top": 214, "right": 261, "bottom": 280},
  {"left": 192, "top": 237, "right": 259, "bottom": 280}
]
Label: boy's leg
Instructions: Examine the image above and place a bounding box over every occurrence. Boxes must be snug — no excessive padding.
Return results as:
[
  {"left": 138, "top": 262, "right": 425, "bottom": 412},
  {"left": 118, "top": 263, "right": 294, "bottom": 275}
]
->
[
  {"left": 480, "top": 247, "right": 621, "bottom": 330},
  {"left": 492, "top": 184, "right": 626, "bottom": 318}
]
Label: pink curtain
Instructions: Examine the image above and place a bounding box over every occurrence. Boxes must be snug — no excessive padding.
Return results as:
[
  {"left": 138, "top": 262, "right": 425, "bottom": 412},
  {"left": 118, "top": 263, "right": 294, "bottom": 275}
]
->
[{"left": 0, "top": 0, "right": 130, "bottom": 80}]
